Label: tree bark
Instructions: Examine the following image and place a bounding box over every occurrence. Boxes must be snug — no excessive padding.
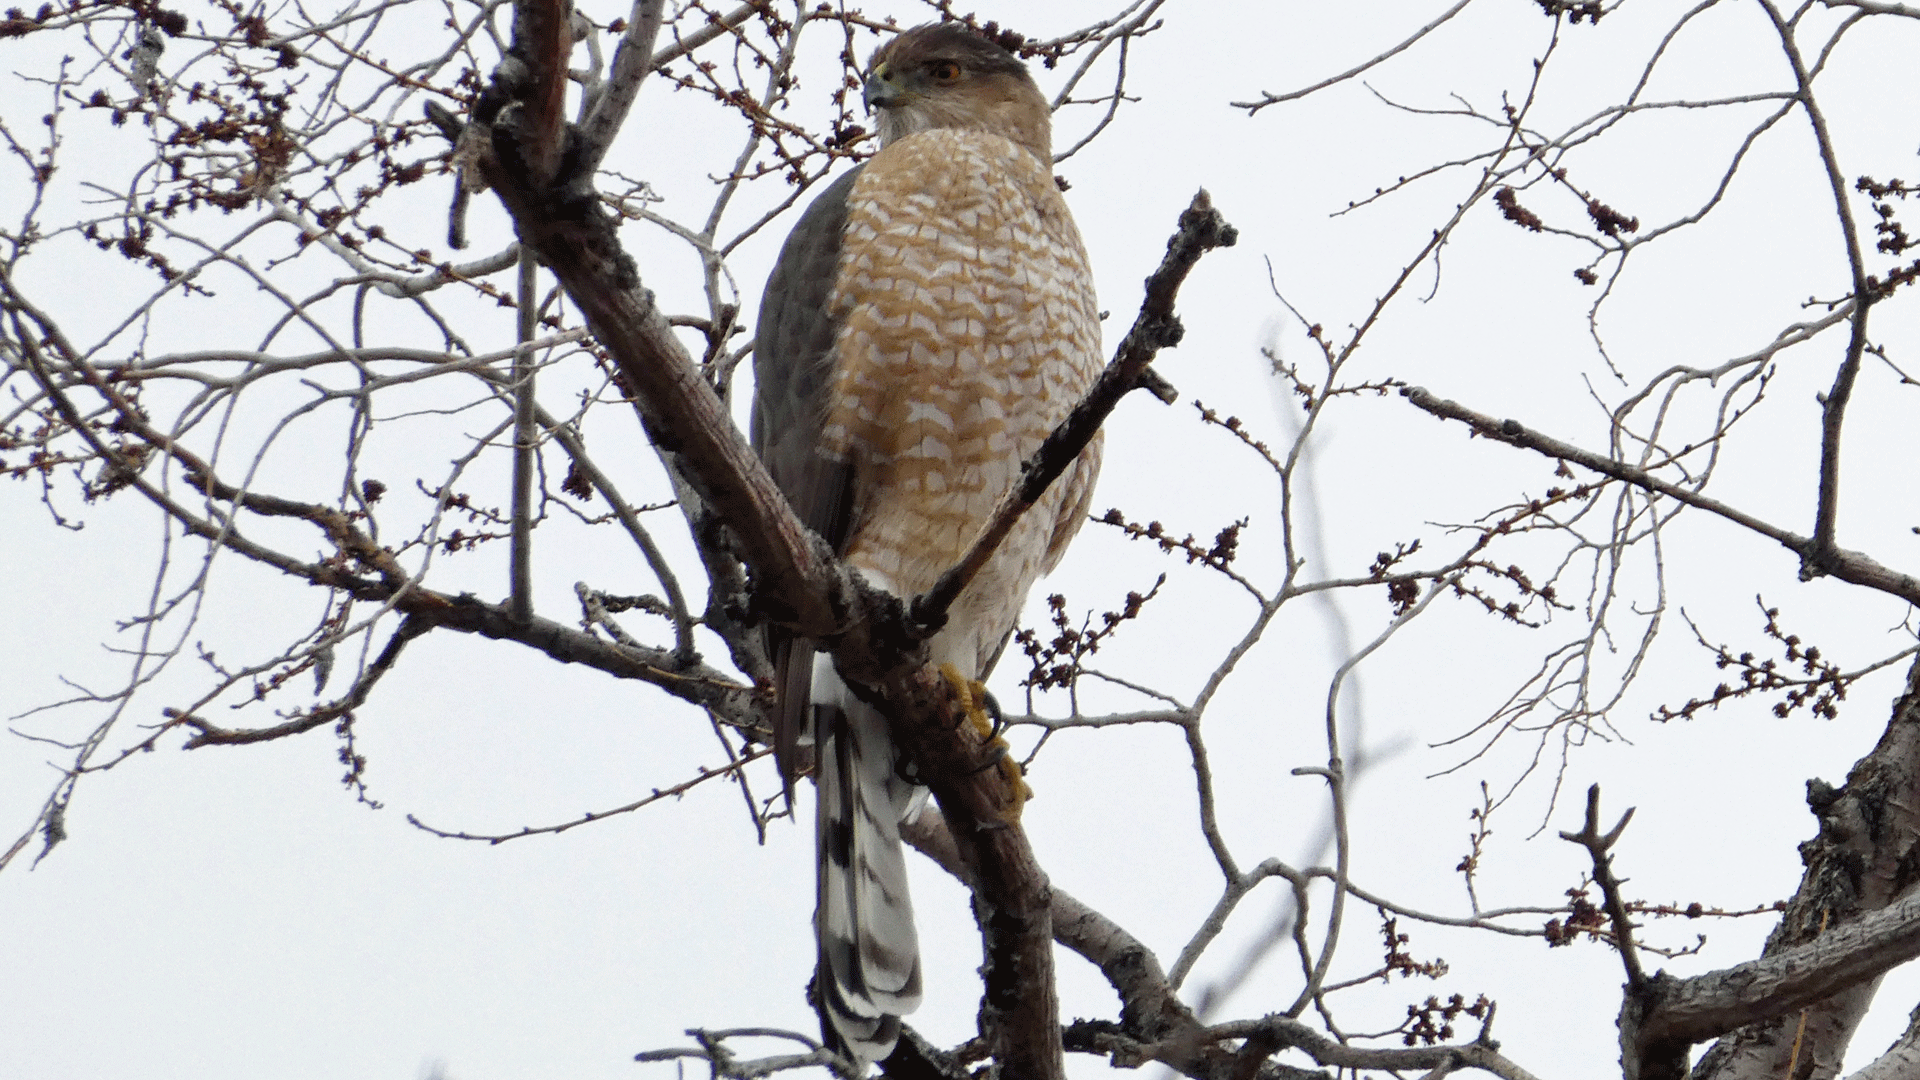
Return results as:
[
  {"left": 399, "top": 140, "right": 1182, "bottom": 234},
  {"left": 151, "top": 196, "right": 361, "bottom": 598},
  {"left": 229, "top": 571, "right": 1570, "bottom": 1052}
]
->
[
  {"left": 1684, "top": 657, "right": 1920, "bottom": 1079},
  {"left": 1843, "top": 1003, "right": 1920, "bottom": 1080}
]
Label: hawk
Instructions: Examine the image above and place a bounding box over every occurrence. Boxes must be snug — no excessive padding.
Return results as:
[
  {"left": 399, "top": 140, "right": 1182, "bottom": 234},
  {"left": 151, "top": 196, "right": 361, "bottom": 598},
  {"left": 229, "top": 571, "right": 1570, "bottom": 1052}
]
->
[{"left": 751, "top": 22, "right": 1104, "bottom": 1069}]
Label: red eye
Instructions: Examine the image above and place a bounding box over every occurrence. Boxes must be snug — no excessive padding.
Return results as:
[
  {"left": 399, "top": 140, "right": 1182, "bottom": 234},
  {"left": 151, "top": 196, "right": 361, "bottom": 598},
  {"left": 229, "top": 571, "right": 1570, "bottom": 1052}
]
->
[{"left": 929, "top": 60, "right": 960, "bottom": 81}]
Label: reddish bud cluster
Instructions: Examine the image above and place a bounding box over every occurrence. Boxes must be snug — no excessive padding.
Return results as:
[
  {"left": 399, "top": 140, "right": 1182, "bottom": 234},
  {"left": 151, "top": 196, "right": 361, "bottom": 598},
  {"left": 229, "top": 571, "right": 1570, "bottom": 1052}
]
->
[
  {"left": 1585, "top": 196, "right": 1639, "bottom": 237},
  {"left": 1854, "top": 175, "right": 1920, "bottom": 296},
  {"left": 1400, "top": 992, "right": 1489, "bottom": 1047},
  {"left": 1015, "top": 576, "right": 1164, "bottom": 693},
  {"left": 1652, "top": 597, "right": 1853, "bottom": 723},
  {"left": 1380, "top": 916, "right": 1450, "bottom": 986},
  {"left": 922, "top": 5, "right": 1068, "bottom": 67},
  {"left": 1494, "top": 186, "right": 1544, "bottom": 232},
  {"left": 1534, "top": 0, "right": 1603, "bottom": 23},
  {"left": 1544, "top": 886, "right": 1606, "bottom": 947}
]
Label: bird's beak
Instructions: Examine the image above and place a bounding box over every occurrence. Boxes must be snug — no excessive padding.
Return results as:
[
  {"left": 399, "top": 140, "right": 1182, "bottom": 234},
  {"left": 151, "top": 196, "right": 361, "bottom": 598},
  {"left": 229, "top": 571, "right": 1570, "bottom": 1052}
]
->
[{"left": 862, "top": 63, "right": 901, "bottom": 113}]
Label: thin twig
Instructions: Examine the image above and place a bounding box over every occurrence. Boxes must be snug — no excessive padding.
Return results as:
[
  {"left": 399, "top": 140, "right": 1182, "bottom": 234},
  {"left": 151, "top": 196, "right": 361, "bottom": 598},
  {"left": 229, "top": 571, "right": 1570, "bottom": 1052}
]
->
[
  {"left": 408, "top": 746, "right": 769, "bottom": 842},
  {"left": 1231, "top": 0, "right": 1476, "bottom": 113}
]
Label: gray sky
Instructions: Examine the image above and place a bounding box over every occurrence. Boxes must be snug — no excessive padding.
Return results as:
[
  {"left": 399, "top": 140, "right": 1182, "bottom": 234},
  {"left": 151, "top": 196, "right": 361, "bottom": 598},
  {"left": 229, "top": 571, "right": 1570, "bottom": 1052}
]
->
[{"left": 5, "top": 1, "right": 1920, "bottom": 1077}]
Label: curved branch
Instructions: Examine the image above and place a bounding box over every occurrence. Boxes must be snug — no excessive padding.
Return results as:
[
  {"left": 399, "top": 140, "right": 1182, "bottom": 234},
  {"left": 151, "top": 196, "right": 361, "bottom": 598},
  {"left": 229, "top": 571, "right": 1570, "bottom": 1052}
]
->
[{"left": 1232, "top": 0, "right": 1477, "bottom": 114}]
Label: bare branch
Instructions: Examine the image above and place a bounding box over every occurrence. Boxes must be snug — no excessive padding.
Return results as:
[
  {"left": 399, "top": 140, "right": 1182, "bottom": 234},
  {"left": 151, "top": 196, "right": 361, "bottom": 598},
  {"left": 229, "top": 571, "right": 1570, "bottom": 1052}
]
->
[
  {"left": 1232, "top": 0, "right": 1477, "bottom": 113},
  {"left": 1557, "top": 784, "right": 1646, "bottom": 989},
  {"left": 576, "top": 0, "right": 667, "bottom": 176},
  {"left": 509, "top": 249, "right": 538, "bottom": 623},
  {"left": 1757, "top": 2, "right": 1874, "bottom": 578},
  {"left": 408, "top": 747, "right": 769, "bottom": 843},
  {"left": 1403, "top": 386, "right": 1920, "bottom": 606}
]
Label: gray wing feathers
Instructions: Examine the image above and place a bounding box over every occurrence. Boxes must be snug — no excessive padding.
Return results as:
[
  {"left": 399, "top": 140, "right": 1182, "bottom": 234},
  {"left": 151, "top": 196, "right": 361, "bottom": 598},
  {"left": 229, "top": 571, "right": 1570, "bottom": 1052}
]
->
[{"left": 752, "top": 167, "right": 864, "bottom": 793}]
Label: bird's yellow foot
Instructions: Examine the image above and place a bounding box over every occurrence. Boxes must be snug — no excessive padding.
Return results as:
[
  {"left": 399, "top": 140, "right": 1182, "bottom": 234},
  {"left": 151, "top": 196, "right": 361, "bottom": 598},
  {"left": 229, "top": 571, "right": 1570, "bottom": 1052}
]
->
[{"left": 938, "top": 663, "right": 1032, "bottom": 820}]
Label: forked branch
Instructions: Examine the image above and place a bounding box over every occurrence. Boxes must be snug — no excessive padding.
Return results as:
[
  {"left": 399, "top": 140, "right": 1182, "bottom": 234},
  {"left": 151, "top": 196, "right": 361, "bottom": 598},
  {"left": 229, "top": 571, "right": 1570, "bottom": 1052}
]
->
[{"left": 1558, "top": 784, "right": 1644, "bottom": 989}]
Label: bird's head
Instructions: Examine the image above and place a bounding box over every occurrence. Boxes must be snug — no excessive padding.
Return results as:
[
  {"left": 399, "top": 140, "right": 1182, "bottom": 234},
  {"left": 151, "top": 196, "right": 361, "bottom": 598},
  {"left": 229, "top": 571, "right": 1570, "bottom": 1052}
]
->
[{"left": 863, "top": 23, "right": 1051, "bottom": 164}]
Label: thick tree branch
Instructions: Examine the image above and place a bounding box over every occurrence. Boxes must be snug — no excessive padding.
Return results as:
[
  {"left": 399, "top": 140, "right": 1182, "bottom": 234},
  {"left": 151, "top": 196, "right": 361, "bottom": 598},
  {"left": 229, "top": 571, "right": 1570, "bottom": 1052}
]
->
[
  {"left": 1622, "top": 887, "right": 1920, "bottom": 1079},
  {"left": 1692, "top": 657, "right": 1920, "bottom": 1079},
  {"left": 516, "top": 0, "right": 572, "bottom": 186}
]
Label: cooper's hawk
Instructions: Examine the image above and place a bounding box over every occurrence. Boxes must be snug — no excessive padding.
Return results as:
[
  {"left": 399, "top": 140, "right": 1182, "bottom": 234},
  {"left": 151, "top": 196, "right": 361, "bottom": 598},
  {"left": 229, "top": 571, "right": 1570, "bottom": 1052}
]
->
[{"left": 751, "top": 22, "right": 1104, "bottom": 1069}]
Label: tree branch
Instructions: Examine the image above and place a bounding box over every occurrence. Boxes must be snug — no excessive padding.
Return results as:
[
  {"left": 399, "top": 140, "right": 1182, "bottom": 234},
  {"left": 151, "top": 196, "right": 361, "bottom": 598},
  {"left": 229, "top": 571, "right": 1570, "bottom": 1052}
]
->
[
  {"left": 1402, "top": 386, "right": 1920, "bottom": 607},
  {"left": 1557, "top": 784, "right": 1645, "bottom": 990},
  {"left": 1758, "top": 2, "right": 1874, "bottom": 579},
  {"left": 1230, "top": 0, "right": 1475, "bottom": 114},
  {"left": 1623, "top": 886, "right": 1920, "bottom": 1079},
  {"left": 509, "top": 248, "right": 539, "bottom": 622},
  {"left": 576, "top": 0, "right": 667, "bottom": 176},
  {"left": 1692, "top": 657, "right": 1920, "bottom": 1078},
  {"left": 167, "top": 616, "right": 431, "bottom": 748}
]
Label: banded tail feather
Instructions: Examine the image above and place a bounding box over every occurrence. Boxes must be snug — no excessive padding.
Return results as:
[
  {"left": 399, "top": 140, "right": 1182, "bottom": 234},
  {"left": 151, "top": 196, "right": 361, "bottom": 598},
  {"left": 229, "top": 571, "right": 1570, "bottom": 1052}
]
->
[{"left": 813, "top": 660, "right": 924, "bottom": 1064}]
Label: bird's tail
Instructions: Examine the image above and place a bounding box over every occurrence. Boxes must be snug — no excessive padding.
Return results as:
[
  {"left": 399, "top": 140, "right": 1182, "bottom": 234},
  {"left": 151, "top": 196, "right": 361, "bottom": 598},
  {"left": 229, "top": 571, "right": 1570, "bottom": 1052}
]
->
[{"left": 813, "top": 656, "right": 924, "bottom": 1066}]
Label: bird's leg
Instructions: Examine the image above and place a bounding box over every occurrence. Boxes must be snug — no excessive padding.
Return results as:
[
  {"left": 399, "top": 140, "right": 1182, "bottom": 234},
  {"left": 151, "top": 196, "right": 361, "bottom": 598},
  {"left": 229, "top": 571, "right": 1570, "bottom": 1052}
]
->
[{"left": 937, "top": 664, "right": 1032, "bottom": 822}]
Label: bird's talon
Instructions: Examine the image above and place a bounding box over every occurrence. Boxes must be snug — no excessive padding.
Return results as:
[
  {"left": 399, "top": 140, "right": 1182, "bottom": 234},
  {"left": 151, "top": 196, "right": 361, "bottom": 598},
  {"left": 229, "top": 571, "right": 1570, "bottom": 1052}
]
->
[
  {"left": 980, "top": 686, "right": 1006, "bottom": 737},
  {"left": 937, "top": 663, "right": 1032, "bottom": 819}
]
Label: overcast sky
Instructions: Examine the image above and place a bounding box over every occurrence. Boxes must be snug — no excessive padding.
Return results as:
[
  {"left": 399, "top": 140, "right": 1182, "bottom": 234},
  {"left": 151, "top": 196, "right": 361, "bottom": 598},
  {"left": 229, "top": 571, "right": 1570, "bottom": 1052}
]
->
[{"left": 5, "top": 1, "right": 1920, "bottom": 1077}]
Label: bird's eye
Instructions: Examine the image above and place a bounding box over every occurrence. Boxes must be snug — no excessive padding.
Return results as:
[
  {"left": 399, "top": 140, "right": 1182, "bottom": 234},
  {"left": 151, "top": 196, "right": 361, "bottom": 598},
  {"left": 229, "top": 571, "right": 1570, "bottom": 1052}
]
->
[{"left": 929, "top": 60, "right": 961, "bottom": 81}]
